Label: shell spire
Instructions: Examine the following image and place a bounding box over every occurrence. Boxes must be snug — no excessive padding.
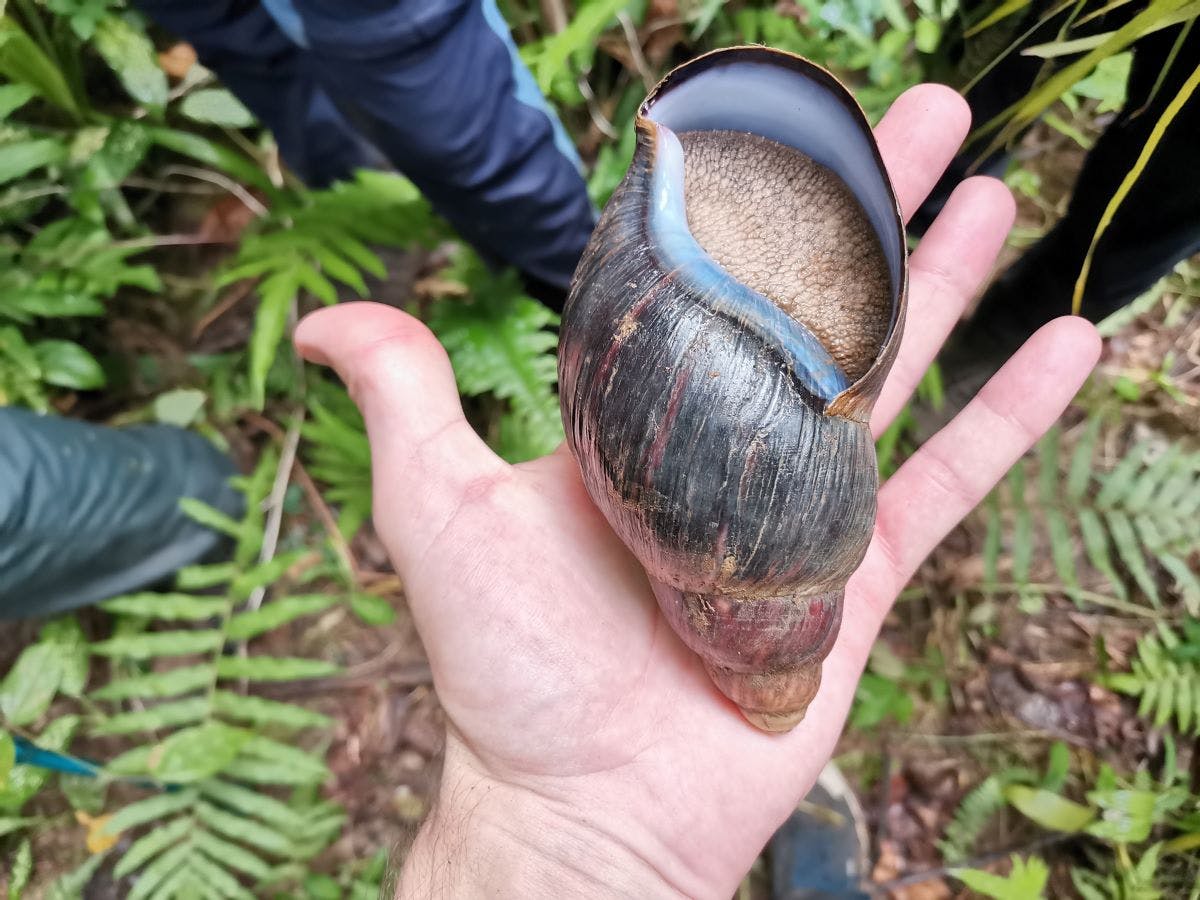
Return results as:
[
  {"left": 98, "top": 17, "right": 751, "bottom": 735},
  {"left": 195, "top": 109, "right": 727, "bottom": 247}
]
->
[{"left": 559, "top": 48, "right": 908, "bottom": 732}]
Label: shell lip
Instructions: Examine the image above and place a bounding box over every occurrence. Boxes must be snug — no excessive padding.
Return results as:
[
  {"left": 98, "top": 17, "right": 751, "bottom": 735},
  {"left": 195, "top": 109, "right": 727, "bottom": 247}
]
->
[{"left": 634, "top": 47, "right": 909, "bottom": 423}]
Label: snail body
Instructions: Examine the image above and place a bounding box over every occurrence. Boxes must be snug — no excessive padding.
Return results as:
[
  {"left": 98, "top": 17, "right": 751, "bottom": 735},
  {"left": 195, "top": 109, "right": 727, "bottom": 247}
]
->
[{"left": 559, "top": 48, "right": 908, "bottom": 732}]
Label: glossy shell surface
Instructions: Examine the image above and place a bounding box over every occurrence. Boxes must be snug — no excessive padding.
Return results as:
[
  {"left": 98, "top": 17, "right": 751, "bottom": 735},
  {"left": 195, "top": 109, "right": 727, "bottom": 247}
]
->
[{"left": 558, "top": 47, "right": 908, "bottom": 731}]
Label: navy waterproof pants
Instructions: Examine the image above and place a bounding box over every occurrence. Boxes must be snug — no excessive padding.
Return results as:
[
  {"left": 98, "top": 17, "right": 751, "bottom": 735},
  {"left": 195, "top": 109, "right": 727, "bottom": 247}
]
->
[{"left": 134, "top": 0, "right": 596, "bottom": 297}]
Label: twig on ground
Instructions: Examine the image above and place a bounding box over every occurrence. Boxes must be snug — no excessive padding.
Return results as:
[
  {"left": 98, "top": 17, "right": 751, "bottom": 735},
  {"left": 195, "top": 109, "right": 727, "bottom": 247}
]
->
[
  {"left": 193, "top": 279, "right": 257, "bottom": 338},
  {"left": 158, "top": 164, "right": 269, "bottom": 217},
  {"left": 236, "top": 413, "right": 303, "bottom": 688},
  {"left": 617, "top": 11, "right": 654, "bottom": 90}
]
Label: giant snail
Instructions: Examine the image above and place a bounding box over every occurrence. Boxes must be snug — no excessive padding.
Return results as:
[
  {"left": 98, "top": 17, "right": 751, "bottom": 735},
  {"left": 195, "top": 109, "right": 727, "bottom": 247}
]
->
[{"left": 558, "top": 47, "right": 908, "bottom": 733}]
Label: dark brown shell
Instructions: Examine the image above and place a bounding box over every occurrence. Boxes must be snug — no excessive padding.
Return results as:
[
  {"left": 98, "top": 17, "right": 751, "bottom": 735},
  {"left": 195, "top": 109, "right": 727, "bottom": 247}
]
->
[{"left": 558, "top": 48, "right": 908, "bottom": 732}]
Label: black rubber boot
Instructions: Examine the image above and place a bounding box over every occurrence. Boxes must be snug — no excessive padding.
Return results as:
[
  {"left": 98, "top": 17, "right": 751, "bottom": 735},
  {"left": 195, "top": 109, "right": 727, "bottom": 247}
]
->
[
  {"left": 770, "top": 764, "right": 872, "bottom": 899},
  {"left": 0, "top": 409, "right": 243, "bottom": 617}
]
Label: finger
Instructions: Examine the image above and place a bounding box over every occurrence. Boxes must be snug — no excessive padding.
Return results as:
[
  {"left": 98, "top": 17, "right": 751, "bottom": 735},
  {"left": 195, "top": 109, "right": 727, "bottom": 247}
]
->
[
  {"left": 853, "top": 317, "right": 1101, "bottom": 629},
  {"left": 873, "top": 84, "right": 971, "bottom": 222},
  {"left": 871, "top": 176, "right": 1016, "bottom": 434},
  {"left": 294, "top": 302, "right": 506, "bottom": 553}
]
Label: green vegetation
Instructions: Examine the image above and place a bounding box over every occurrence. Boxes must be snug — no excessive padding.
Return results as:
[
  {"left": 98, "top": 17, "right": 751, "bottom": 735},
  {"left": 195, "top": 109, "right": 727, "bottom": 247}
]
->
[{"left": 0, "top": 0, "right": 1196, "bottom": 895}]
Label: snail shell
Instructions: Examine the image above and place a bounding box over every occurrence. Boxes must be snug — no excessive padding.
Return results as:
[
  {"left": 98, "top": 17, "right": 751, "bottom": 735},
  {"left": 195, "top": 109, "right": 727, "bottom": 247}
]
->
[{"left": 559, "top": 48, "right": 908, "bottom": 732}]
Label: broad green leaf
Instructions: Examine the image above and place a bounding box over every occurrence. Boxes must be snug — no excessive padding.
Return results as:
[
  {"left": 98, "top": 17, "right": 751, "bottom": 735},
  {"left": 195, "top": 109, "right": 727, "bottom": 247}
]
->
[
  {"left": 32, "top": 340, "right": 105, "bottom": 389},
  {"left": 94, "top": 696, "right": 211, "bottom": 735},
  {"left": 114, "top": 815, "right": 191, "bottom": 878},
  {"left": 105, "top": 789, "right": 198, "bottom": 835},
  {"left": 90, "top": 630, "right": 224, "bottom": 659},
  {"left": 215, "top": 656, "right": 337, "bottom": 681},
  {"left": 212, "top": 691, "right": 331, "bottom": 730},
  {"left": 0, "top": 732, "right": 14, "bottom": 786},
  {"left": 0, "top": 138, "right": 66, "bottom": 185},
  {"left": 226, "top": 594, "right": 339, "bottom": 639},
  {"left": 59, "top": 772, "right": 106, "bottom": 814},
  {"left": 1071, "top": 52, "right": 1133, "bottom": 113},
  {"left": 1086, "top": 788, "right": 1157, "bottom": 842},
  {"left": 148, "top": 723, "right": 249, "bottom": 783},
  {"left": 147, "top": 127, "right": 272, "bottom": 192},
  {"left": 0, "top": 716, "right": 78, "bottom": 812},
  {"left": 92, "top": 15, "right": 168, "bottom": 108},
  {"left": 0, "top": 643, "right": 62, "bottom": 725},
  {"left": 0, "top": 19, "right": 81, "bottom": 119},
  {"left": 38, "top": 616, "right": 89, "bottom": 697},
  {"left": 349, "top": 593, "right": 396, "bottom": 626},
  {"left": 93, "top": 665, "right": 213, "bottom": 701},
  {"left": 102, "top": 593, "right": 228, "bottom": 621},
  {"left": 0, "top": 83, "right": 33, "bottom": 119},
  {"left": 178, "top": 88, "right": 255, "bottom": 127},
  {"left": 1005, "top": 785, "right": 1096, "bottom": 833},
  {"left": 153, "top": 388, "right": 208, "bottom": 427},
  {"left": 105, "top": 745, "right": 152, "bottom": 776}
]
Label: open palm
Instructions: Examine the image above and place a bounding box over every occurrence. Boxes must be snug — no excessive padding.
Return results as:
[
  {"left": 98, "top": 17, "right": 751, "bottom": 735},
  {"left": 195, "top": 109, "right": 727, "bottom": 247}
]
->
[{"left": 295, "top": 85, "right": 1101, "bottom": 898}]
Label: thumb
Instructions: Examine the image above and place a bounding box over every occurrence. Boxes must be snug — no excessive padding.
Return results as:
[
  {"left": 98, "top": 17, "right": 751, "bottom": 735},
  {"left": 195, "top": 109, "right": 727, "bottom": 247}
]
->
[{"left": 294, "top": 302, "right": 506, "bottom": 561}]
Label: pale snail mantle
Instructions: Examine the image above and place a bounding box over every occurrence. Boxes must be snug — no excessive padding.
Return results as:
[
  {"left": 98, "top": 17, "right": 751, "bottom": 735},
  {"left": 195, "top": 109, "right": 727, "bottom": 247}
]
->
[{"left": 558, "top": 47, "right": 909, "bottom": 733}]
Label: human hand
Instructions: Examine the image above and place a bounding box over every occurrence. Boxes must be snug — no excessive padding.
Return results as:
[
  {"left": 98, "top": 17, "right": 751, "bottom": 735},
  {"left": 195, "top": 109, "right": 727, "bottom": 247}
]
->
[{"left": 294, "top": 85, "right": 1101, "bottom": 899}]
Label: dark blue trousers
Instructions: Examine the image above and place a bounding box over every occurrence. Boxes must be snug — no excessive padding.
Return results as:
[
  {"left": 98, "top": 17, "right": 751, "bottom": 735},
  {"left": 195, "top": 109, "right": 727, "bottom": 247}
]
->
[{"left": 135, "top": 0, "right": 596, "bottom": 295}]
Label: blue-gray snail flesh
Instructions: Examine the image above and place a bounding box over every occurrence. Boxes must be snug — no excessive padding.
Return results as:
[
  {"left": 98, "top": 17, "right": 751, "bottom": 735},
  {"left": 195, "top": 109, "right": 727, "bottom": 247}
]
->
[{"left": 558, "top": 48, "right": 908, "bottom": 732}]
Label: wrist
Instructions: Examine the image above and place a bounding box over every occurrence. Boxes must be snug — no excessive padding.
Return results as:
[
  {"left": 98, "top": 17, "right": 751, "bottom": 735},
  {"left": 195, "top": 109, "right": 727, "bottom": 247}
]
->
[{"left": 396, "top": 740, "right": 690, "bottom": 899}]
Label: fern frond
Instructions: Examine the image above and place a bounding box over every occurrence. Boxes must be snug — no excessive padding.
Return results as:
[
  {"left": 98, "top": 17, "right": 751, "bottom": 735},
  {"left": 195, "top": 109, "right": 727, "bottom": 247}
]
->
[
  {"left": 220, "top": 170, "right": 445, "bottom": 407},
  {"left": 89, "top": 455, "right": 346, "bottom": 897},
  {"left": 1105, "top": 623, "right": 1200, "bottom": 736},
  {"left": 939, "top": 767, "right": 1038, "bottom": 862},
  {"left": 988, "top": 422, "right": 1200, "bottom": 612},
  {"left": 428, "top": 250, "right": 563, "bottom": 462}
]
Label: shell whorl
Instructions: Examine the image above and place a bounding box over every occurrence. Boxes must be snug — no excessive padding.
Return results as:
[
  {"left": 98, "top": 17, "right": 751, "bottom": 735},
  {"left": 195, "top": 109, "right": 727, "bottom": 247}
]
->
[{"left": 558, "top": 48, "right": 908, "bottom": 732}]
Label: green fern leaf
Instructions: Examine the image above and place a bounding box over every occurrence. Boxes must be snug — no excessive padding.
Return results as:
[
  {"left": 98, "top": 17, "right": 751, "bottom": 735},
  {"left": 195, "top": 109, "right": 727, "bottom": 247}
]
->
[
  {"left": 106, "top": 790, "right": 199, "bottom": 835},
  {"left": 194, "top": 829, "right": 271, "bottom": 879},
  {"left": 1105, "top": 624, "right": 1200, "bottom": 736},
  {"left": 92, "top": 665, "right": 214, "bottom": 702},
  {"left": 91, "top": 630, "right": 224, "bottom": 659},
  {"left": 94, "top": 697, "right": 211, "bottom": 735},
  {"left": 214, "top": 656, "right": 337, "bottom": 681},
  {"left": 114, "top": 816, "right": 191, "bottom": 878},
  {"left": 939, "top": 767, "right": 1037, "bottom": 862},
  {"left": 195, "top": 801, "right": 296, "bottom": 856},
  {"left": 102, "top": 593, "right": 228, "bottom": 621},
  {"left": 211, "top": 691, "right": 331, "bottom": 731},
  {"left": 198, "top": 779, "right": 305, "bottom": 830},
  {"left": 225, "top": 594, "right": 339, "bottom": 640},
  {"left": 428, "top": 253, "right": 562, "bottom": 462}
]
